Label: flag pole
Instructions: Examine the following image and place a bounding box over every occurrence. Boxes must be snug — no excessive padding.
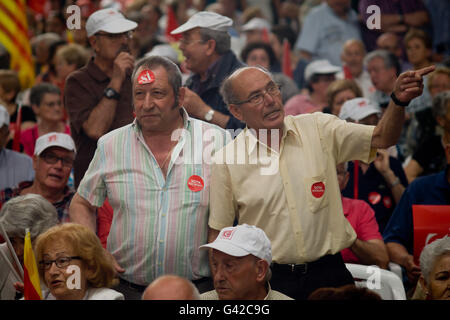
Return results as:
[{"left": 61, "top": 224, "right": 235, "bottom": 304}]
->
[{"left": 0, "top": 221, "right": 24, "bottom": 279}]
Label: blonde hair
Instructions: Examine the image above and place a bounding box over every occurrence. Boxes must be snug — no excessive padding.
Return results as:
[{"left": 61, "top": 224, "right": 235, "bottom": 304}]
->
[
  {"left": 326, "top": 79, "right": 363, "bottom": 112},
  {"left": 55, "top": 43, "right": 88, "bottom": 69},
  {"left": 35, "top": 223, "right": 118, "bottom": 288},
  {"left": 427, "top": 67, "right": 450, "bottom": 92}
]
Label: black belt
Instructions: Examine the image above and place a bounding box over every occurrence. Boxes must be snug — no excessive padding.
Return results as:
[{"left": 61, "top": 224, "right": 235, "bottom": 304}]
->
[
  {"left": 271, "top": 254, "right": 342, "bottom": 274},
  {"left": 119, "top": 277, "right": 147, "bottom": 292}
]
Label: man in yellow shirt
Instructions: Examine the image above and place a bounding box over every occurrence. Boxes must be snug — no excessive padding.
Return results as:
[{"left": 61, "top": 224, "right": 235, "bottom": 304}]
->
[{"left": 208, "top": 65, "right": 434, "bottom": 300}]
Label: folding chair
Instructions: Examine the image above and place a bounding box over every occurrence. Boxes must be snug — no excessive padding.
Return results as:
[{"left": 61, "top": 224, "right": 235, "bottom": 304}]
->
[{"left": 345, "top": 263, "right": 406, "bottom": 300}]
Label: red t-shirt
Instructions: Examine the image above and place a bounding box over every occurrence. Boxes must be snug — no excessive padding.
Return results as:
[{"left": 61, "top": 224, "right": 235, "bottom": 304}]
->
[
  {"left": 340, "top": 196, "right": 383, "bottom": 264},
  {"left": 20, "top": 124, "right": 71, "bottom": 157}
]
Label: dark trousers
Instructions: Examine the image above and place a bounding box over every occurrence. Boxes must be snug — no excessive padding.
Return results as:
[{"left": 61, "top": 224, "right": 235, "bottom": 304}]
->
[{"left": 269, "top": 253, "right": 354, "bottom": 300}]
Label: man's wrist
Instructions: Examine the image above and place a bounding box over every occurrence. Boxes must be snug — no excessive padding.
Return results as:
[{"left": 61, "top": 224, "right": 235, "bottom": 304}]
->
[{"left": 391, "top": 92, "right": 410, "bottom": 107}]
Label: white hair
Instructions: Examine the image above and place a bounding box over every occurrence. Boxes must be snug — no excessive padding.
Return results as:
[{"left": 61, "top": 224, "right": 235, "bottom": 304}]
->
[{"left": 419, "top": 236, "right": 450, "bottom": 284}]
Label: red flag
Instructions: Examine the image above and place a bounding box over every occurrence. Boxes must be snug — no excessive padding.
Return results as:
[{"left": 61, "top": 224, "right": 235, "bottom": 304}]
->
[
  {"left": 282, "top": 39, "right": 293, "bottom": 79},
  {"left": 12, "top": 105, "right": 22, "bottom": 152},
  {"left": 261, "top": 28, "right": 270, "bottom": 43},
  {"left": 165, "top": 5, "right": 181, "bottom": 42},
  {"left": 343, "top": 65, "right": 353, "bottom": 79}
]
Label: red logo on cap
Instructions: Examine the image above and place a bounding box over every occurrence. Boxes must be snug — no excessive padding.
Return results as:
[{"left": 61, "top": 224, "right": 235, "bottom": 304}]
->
[
  {"left": 48, "top": 134, "right": 57, "bottom": 142},
  {"left": 368, "top": 192, "right": 381, "bottom": 205},
  {"left": 187, "top": 175, "right": 204, "bottom": 192},
  {"left": 358, "top": 101, "right": 367, "bottom": 107},
  {"left": 221, "top": 229, "right": 235, "bottom": 240},
  {"left": 311, "top": 182, "right": 325, "bottom": 198},
  {"left": 137, "top": 69, "right": 155, "bottom": 85}
]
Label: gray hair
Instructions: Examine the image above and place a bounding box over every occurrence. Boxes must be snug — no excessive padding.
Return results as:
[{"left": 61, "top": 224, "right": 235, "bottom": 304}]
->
[
  {"left": 0, "top": 194, "right": 58, "bottom": 239},
  {"left": 431, "top": 91, "right": 450, "bottom": 119},
  {"left": 420, "top": 236, "right": 450, "bottom": 284},
  {"left": 199, "top": 27, "right": 230, "bottom": 55},
  {"left": 364, "top": 49, "right": 400, "bottom": 76},
  {"left": 131, "top": 55, "right": 182, "bottom": 102},
  {"left": 220, "top": 66, "right": 273, "bottom": 108}
]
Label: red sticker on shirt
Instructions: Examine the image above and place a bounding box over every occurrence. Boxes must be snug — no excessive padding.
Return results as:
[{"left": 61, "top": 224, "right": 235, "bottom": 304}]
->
[
  {"left": 187, "top": 175, "right": 204, "bottom": 192},
  {"left": 137, "top": 69, "right": 155, "bottom": 84},
  {"left": 383, "top": 196, "right": 392, "bottom": 209},
  {"left": 368, "top": 192, "right": 381, "bottom": 205},
  {"left": 311, "top": 182, "right": 325, "bottom": 198}
]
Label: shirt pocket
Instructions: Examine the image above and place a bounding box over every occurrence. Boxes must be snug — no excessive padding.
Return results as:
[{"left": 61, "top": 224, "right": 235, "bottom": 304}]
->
[{"left": 303, "top": 172, "right": 329, "bottom": 214}]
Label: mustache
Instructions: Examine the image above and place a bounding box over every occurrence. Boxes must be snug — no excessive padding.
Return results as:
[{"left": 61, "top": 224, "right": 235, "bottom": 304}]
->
[{"left": 117, "top": 44, "right": 130, "bottom": 55}]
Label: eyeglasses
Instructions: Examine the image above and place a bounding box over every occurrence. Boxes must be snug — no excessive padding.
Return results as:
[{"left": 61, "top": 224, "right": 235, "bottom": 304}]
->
[
  {"left": 39, "top": 256, "right": 81, "bottom": 270},
  {"left": 179, "top": 38, "right": 205, "bottom": 46},
  {"left": 233, "top": 83, "right": 281, "bottom": 106},
  {"left": 40, "top": 153, "right": 74, "bottom": 167},
  {"left": 96, "top": 31, "right": 132, "bottom": 40}
]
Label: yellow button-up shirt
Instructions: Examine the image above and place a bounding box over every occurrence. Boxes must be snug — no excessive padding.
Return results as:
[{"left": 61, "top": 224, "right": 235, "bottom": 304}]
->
[{"left": 209, "top": 113, "right": 377, "bottom": 264}]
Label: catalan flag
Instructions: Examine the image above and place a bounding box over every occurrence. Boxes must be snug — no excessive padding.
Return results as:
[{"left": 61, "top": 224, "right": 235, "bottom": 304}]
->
[
  {"left": 282, "top": 39, "right": 293, "bottom": 79},
  {"left": 0, "top": 0, "right": 35, "bottom": 89},
  {"left": 23, "top": 228, "right": 42, "bottom": 300}
]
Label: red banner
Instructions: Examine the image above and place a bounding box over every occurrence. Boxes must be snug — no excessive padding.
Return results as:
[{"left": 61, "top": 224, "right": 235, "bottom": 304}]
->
[{"left": 412, "top": 205, "right": 450, "bottom": 264}]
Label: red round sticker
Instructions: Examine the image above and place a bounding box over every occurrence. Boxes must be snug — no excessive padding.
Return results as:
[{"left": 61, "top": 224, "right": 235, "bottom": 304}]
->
[
  {"left": 383, "top": 196, "right": 392, "bottom": 209},
  {"left": 311, "top": 182, "right": 325, "bottom": 198},
  {"left": 187, "top": 175, "right": 204, "bottom": 192},
  {"left": 368, "top": 192, "right": 381, "bottom": 205},
  {"left": 137, "top": 69, "right": 155, "bottom": 85}
]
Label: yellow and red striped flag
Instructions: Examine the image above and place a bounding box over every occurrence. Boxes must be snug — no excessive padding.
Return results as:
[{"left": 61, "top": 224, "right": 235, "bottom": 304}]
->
[
  {"left": 23, "top": 228, "right": 42, "bottom": 300},
  {"left": 0, "top": 0, "right": 35, "bottom": 89}
]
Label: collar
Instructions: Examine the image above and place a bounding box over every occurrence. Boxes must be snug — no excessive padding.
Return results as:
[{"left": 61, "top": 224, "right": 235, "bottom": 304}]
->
[{"left": 86, "top": 57, "right": 110, "bottom": 83}]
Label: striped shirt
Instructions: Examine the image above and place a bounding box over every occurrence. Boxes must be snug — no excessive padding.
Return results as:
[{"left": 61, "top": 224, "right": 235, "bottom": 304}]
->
[{"left": 77, "top": 109, "right": 231, "bottom": 285}]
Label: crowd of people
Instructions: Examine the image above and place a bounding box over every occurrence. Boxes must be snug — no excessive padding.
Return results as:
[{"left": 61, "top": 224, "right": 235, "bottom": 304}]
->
[{"left": 0, "top": 0, "right": 449, "bottom": 302}]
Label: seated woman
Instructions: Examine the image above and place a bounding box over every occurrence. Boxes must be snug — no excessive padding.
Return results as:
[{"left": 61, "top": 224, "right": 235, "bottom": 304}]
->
[
  {"left": 418, "top": 236, "right": 450, "bottom": 300},
  {"left": 324, "top": 79, "right": 362, "bottom": 116},
  {"left": 0, "top": 194, "right": 58, "bottom": 300},
  {"left": 34, "top": 223, "right": 123, "bottom": 300}
]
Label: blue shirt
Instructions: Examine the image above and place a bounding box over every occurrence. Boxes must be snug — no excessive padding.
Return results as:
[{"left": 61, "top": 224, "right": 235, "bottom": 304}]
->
[
  {"left": 383, "top": 168, "right": 450, "bottom": 254},
  {"left": 0, "top": 148, "right": 34, "bottom": 190},
  {"left": 342, "top": 157, "right": 408, "bottom": 233},
  {"left": 295, "top": 3, "right": 361, "bottom": 66}
]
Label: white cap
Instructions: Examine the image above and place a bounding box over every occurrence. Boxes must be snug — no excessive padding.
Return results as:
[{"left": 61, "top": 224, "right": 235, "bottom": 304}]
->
[
  {"left": 145, "top": 44, "right": 179, "bottom": 64},
  {"left": 34, "top": 132, "right": 76, "bottom": 156},
  {"left": 0, "top": 104, "right": 9, "bottom": 127},
  {"left": 200, "top": 224, "right": 272, "bottom": 264},
  {"left": 170, "top": 11, "right": 233, "bottom": 34},
  {"left": 304, "top": 59, "right": 341, "bottom": 83},
  {"left": 241, "top": 17, "right": 271, "bottom": 32},
  {"left": 339, "top": 98, "right": 382, "bottom": 121},
  {"left": 85, "top": 8, "right": 137, "bottom": 37}
]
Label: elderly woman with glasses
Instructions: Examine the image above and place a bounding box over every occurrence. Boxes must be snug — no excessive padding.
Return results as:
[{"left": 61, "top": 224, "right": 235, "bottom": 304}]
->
[
  {"left": 0, "top": 194, "right": 58, "bottom": 300},
  {"left": 34, "top": 223, "right": 123, "bottom": 300},
  {"left": 418, "top": 236, "right": 450, "bottom": 300}
]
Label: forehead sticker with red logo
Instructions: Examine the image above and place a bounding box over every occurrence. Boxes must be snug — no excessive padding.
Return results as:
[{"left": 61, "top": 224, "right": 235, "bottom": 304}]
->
[
  {"left": 137, "top": 69, "right": 155, "bottom": 85},
  {"left": 311, "top": 182, "right": 325, "bottom": 198},
  {"left": 187, "top": 175, "right": 204, "bottom": 192}
]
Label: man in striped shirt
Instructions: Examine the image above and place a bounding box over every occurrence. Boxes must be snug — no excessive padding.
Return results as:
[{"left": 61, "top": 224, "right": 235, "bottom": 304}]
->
[{"left": 69, "top": 56, "right": 230, "bottom": 299}]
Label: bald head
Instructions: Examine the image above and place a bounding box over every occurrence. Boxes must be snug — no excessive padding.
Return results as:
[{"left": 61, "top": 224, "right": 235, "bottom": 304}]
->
[
  {"left": 341, "top": 39, "right": 366, "bottom": 77},
  {"left": 376, "top": 32, "right": 402, "bottom": 58},
  {"left": 142, "top": 275, "right": 200, "bottom": 300}
]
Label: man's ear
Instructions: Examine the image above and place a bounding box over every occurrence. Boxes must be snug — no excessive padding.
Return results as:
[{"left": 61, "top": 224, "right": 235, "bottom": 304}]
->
[
  {"left": 229, "top": 104, "right": 244, "bottom": 122},
  {"left": 177, "top": 87, "right": 185, "bottom": 108},
  {"left": 88, "top": 36, "right": 98, "bottom": 53},
  {"left": 255, "top": 260, "right": 269, "bottom": 282},
  {"left": 32, "top": 155, "right": 39, "bottom": 171},
  {"left": 205, "top": 39, "right": 216, "bottom": 56}
]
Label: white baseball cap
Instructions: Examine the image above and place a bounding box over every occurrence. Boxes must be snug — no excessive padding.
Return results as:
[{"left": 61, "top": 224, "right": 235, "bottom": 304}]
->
[
  {"left": 170, "top": 11, "right": 233, "bottom": 35},
  {"left": 85, "top": 8, "right": 137, "bottom": 37},
  {"left": 200, "top": 224, "right": 272, "bottom": 264},
  {"left": 304, "top": 59, "right": 341, "bottom": 83},
  {"left": 34, "top": 132, "right": 76, "bottom": 156},
  {"left": 241, "top": 18, "right": 271, "bottom": 32},
  {"left": 339, "top": 98, "right": 382, "bottom": 121},
  {"left": 0, "top": 104, "right": 9, "bottom": 127}
]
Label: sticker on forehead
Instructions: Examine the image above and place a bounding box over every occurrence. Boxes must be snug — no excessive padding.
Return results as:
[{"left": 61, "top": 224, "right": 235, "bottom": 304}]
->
[{"left": 137, "top": 69, "right": 155, "bottom": 85}]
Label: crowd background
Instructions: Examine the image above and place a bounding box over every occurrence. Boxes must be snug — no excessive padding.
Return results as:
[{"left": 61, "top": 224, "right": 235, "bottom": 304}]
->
[{"left": 0, "top": 0, "right": 449, "bottom": 301}]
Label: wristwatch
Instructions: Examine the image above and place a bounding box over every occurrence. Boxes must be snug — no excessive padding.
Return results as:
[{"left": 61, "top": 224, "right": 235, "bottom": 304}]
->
[
  {"left": 204, "top": 109, "right": 215, "bottom": 122},
  {"left": 104, "top": 87, "right": 121, "bottom": 100}
]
